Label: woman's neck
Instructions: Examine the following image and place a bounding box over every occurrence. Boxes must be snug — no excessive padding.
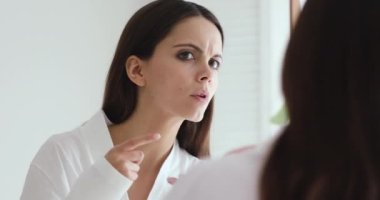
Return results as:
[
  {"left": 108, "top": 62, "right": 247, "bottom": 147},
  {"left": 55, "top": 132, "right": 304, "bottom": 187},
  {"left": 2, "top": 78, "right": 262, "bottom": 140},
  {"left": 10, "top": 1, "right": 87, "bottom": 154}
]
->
[{"left": 108, "top": 107, "right": 183, "bottom": 171}]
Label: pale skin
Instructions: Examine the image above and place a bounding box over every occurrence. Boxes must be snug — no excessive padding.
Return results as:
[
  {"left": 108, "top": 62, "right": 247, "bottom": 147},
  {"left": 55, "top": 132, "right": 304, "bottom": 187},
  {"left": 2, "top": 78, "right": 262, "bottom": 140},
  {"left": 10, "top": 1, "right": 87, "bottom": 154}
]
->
[{"left": 105, "top": 16, "right": 223, "bottom": 200}]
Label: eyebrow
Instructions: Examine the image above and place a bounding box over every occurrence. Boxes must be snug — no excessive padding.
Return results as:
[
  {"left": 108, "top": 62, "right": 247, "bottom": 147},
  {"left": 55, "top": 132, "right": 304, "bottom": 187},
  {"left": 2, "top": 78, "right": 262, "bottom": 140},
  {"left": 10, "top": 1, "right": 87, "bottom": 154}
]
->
[{"left": 173, "top": 43, "right": 223, "bottom": 59}]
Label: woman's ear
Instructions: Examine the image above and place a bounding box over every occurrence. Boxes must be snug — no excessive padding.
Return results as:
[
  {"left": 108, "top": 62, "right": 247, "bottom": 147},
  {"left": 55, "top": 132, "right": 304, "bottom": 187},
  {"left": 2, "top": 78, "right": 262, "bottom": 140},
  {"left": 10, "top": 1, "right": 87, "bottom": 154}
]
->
[{"left": 125, "top": 55, "right": 146, "bottom": 86}]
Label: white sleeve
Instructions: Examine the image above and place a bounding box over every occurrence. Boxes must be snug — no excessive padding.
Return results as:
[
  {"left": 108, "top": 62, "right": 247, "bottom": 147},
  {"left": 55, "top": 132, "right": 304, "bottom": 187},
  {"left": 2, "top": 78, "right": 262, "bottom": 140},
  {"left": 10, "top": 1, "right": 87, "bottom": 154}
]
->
[
  {"left": 20, "top": 138, "right": 133, "bottom": 200},
  {"left": 66, "top": 157, "right": 132, "bottom": 200},
  {"left": 20, "top": 164, "right": 61, "bottom": 200}
]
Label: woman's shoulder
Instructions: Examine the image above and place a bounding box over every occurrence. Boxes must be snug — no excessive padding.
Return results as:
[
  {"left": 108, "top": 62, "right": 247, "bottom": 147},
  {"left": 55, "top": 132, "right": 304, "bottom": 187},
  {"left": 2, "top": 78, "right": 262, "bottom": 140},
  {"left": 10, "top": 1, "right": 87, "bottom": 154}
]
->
[
  {"left": 166, "top": 150, "right": 261, "bottom": 200},
  {"left": 167, "top": 137, "right": 277, "bottom": 200},
  {"left": 202, "top": 135, "right": 277, "bottom": 175},
  {"left": 31, "top": 128, "right": 85, "bottom": 166},
  {"left": 196, "top": 147, "right": 267, "bottom": 186},
  {"left": 32, "top": 110, "right": 112, "bottom": 167}
]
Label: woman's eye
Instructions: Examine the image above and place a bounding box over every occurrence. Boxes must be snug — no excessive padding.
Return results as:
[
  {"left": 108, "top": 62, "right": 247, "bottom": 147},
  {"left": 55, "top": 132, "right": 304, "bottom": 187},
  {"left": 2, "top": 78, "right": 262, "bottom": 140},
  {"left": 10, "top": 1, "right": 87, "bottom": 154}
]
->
[
  {"left": 177, "top": 51, "right": 194, "bottom": 60},
  {"left": 208, "top": 59, "right": 221, "bottom": 70}
]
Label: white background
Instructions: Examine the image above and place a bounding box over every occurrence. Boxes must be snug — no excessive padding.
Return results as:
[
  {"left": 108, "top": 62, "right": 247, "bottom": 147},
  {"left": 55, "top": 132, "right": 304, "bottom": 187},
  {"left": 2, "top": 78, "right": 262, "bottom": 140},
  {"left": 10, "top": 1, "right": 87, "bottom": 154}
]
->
[{"left": 0, "top": 0, "right": 290, "bottom": 199}]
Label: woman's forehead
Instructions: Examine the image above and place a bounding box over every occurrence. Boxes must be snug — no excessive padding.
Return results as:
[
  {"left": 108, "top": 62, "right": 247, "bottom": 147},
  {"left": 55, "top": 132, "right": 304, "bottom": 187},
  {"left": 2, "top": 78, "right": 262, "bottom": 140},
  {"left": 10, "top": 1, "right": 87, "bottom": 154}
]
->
[{"left": 159, "top": 17, "right": 223, "bottom": 53}]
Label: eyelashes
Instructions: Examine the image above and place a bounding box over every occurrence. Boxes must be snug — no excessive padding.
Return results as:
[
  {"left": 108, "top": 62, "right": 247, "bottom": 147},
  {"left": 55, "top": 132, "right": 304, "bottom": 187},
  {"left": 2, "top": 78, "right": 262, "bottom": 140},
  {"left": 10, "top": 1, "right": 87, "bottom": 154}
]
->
[
  {"left": 208, "top": 59, "right": 221, "bottom": 70},
  {"left": 176, "top": 50, "right": 222, "bottom": 70},
  {"left": 177, "top": 51, "right": 194, "bottom": 61}
]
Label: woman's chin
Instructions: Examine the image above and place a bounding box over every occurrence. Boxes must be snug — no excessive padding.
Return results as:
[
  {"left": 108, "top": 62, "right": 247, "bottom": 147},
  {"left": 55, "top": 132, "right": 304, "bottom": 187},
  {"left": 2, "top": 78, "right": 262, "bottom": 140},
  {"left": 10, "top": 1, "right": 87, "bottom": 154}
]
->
[{"left": 186, "top": 112, "right": 204, "bottom": 123}]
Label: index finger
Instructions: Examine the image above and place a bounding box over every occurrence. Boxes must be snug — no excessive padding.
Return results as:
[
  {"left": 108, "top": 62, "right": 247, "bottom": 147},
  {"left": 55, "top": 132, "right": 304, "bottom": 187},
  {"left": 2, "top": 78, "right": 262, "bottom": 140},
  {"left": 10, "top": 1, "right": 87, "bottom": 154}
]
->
[{"left": 118, "top": 133, "right": 161, "bottom": 151}]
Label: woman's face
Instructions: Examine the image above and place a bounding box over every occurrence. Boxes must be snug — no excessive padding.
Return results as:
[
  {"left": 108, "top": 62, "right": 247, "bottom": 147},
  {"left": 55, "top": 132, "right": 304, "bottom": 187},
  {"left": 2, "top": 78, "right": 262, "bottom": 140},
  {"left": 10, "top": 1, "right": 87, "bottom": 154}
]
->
[{"left": 140, "top": 16, "right": 223, "bottom": 122}]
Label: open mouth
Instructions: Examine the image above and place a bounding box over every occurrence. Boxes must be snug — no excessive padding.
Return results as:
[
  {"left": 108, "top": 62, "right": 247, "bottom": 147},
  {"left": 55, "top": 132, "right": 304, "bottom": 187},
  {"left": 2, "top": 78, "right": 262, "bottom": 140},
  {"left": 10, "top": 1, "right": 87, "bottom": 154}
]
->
[
  {"left": 191, "top": 92, "right": 208, "bottom": 102},
  {"left": 198, "top": 94, "right": 207, "bottom": 99}
]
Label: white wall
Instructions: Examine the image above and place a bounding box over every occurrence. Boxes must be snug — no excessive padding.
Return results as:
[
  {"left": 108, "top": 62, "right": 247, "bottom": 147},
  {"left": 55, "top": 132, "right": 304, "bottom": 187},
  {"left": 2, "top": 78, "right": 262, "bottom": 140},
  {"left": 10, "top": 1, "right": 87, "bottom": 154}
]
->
[{"left": 0, "top": 0, "right": 289, "bottom": 199}]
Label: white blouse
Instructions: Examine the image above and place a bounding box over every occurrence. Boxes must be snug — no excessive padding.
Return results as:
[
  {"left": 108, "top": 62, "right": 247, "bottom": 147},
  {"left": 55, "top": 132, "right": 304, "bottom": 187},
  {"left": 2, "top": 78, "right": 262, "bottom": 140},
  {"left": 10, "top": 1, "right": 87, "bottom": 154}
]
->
[
  {"left": 20, "top": 111, "right": 199, "bottom": 200},
  {"left": 165, "top": 137, "right": 276, "bottom": 200}
]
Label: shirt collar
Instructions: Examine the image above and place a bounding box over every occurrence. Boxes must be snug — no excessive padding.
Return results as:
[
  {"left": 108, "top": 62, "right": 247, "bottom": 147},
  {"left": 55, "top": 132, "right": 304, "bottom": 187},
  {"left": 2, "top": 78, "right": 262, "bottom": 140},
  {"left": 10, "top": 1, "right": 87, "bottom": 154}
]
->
[
  {"left": 79, "top": 110, "right": 182, "bottom": 166},
  {"left": 80, "top": 110, "right": 191, "bottom": 199},
  {"left": 80, "top": 110, "right": 114, "bottom": 161}
]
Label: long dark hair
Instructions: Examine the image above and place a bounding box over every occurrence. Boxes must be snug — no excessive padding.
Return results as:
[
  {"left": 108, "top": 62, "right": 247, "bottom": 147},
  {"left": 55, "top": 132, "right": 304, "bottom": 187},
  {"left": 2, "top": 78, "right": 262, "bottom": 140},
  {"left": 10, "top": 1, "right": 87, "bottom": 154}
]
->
[
  {"left": 102, "top": 0, "right": 224, "bottom": 157},
  {"left": 261, "top": 0, "right": 380, "bottom": 199}
]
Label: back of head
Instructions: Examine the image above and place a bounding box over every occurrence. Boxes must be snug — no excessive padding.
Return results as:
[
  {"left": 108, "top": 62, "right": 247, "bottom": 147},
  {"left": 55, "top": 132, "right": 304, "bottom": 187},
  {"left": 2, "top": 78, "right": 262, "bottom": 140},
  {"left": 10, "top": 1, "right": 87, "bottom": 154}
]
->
[{"left": 261, "top": 0, "right": 380, "bottom": 199}]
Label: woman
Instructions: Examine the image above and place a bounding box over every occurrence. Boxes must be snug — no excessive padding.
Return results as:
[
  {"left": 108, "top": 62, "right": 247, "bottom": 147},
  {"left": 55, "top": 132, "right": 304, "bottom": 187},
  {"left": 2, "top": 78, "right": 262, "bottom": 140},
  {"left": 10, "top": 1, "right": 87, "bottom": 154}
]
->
[
  {"left": 21, "top": 0, "right": 224, "bottom": 199},
  {"left": 166, "top": 0, "right": 380, "bottom": 199}
]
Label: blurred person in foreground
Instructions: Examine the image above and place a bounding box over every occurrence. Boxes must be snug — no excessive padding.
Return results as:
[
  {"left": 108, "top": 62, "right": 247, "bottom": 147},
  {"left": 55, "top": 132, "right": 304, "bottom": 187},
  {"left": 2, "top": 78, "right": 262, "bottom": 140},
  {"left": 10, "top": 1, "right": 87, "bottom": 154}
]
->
[{"left": 166, "top": 0, "right": 380, "bottom": 199}]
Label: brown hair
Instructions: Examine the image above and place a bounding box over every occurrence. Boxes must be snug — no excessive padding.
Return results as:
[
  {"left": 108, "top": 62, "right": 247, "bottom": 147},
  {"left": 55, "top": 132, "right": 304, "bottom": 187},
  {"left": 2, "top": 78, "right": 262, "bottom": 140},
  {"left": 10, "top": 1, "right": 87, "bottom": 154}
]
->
[
  {"left": 102, "top": 0, "right": 224, "bottom": 157},
  {"left": 261, "top": 0, "right": 380, "bottom": 199}
]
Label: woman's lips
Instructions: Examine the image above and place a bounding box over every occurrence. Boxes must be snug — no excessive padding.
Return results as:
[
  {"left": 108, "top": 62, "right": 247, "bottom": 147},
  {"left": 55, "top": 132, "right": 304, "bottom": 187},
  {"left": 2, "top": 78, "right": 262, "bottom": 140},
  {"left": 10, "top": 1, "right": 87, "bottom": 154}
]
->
[{"left": 190, "top": 92, "right": 208, "bottom": 102}]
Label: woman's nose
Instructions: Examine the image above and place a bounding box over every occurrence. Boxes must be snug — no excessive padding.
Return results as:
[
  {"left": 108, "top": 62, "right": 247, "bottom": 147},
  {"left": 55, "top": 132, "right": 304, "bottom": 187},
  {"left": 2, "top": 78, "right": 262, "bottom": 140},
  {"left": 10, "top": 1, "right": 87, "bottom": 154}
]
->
[{"left": 197, "top": 61, "right": 213, "bottom": 83}]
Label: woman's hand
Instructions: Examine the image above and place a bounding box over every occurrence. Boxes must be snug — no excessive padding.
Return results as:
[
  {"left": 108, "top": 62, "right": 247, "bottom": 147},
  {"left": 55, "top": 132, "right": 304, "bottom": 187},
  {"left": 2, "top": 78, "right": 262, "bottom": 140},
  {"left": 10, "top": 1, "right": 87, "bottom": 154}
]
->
[{"left": 105, "top": 133, "right": 161, "bottom": 181}]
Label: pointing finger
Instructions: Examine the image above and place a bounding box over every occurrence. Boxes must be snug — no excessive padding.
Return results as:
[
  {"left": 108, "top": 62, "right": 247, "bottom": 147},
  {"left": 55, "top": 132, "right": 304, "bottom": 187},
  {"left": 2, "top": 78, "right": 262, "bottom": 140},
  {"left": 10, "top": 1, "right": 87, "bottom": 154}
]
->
[
  {"left": 123, "top": 150, "right": 144, "bottom": 164},
  {"left": 118, "top": 133, "right": 161, "bottom": 151}
]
